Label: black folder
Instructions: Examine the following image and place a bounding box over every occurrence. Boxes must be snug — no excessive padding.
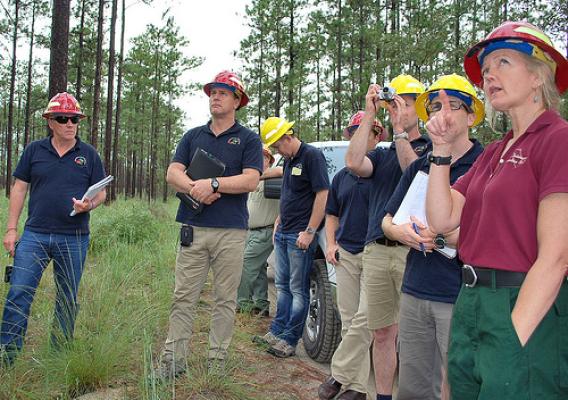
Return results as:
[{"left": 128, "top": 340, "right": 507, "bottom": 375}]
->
[{"left": 176, "top": 148, "right": 226, "bottom": 213}]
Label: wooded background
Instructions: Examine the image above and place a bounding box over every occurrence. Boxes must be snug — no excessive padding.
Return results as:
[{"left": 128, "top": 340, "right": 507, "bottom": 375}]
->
[{"left": 0, "top": 0, "right": 566, "bottom": 201}]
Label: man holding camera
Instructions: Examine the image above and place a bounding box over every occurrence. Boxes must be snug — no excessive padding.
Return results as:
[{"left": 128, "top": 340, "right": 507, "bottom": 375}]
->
[
  {"left": 156, "top": 70, "right": 263, "bottom": 379},
  {"left": 344, "top": 75, "right": 430, "bottom": 400}
]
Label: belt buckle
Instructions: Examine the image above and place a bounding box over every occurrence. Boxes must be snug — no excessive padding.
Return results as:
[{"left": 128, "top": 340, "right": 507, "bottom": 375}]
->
[{"left": 463, "top": 264, "right": 477, "bottom": 288}]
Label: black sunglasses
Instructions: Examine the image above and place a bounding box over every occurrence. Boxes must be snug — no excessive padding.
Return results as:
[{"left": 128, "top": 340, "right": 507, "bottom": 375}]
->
[{"left": 53, "top": 116, "right": 80, "bottom": 124}]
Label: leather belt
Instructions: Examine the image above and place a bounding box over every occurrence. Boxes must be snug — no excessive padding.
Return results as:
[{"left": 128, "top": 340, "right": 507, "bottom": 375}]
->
[
  {"left": 375, "top": 237, "right": 401, "bottom": 247},
  {"left": 462, "top": 265, "right": 526, "bottom": 288},
  {"left": 250, "top": 224, "right": 273, "bottom": 231}
]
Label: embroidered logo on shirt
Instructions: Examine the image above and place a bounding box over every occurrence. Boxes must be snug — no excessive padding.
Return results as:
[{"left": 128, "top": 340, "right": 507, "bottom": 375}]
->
[
  {"left": 292, "top": 163, "right": 303, "bottom": 176},
  {"left": 228, "top": 137, "right": 241, "bottom": 145},
  {"left": 74, "top": 156, "right": 87, "bottom": 167},
  {"left": 506, "top": 149, "right": 527, "bottom": 168}
]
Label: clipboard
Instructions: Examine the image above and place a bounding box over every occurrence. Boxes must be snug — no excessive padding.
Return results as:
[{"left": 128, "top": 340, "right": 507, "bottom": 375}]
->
[{"left": 176, "top": 148, "right": 226, "bottom": 213}]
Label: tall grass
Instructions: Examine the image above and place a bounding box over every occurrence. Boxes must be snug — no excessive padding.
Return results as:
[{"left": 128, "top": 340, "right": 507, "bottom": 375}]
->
[{"left": 0, "top": 197, "right": 275, "bottom": 399}]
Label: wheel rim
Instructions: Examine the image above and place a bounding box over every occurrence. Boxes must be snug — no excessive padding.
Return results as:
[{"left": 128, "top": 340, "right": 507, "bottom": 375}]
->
[{"left": 305, "top": 278, "right": 320, "bottom": 342}]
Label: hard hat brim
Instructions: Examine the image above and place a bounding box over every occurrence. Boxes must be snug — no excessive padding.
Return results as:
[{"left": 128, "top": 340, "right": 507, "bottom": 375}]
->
[
  {"left": 263, "top": 121, "right": 295, "bottom": 146},
  {"left": 204, "top": 82, "right": 250, "bottom": 109}
]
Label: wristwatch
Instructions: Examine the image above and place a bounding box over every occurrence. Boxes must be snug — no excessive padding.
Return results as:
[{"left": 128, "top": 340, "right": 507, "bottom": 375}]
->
[
  {"left": 211, "top": 177, "right": 220, "bottom": 193},
  {"left": 434, "top": 234, "right": 446, "bottom": 249},
  {"left": 393, "top": 131, "right": 409, "bottom": 141},
  {"left": 428, "top": 151, "right": 452, "bottom": 166},
  {"left": 305, "top": 227, "right": 316, "bottom": 235}
]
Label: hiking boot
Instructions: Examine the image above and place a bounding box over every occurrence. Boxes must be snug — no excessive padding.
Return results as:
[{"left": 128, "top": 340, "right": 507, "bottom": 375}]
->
[
  {"left": 207, "top": 358, "right": 226, "bottom": 376},
  {"left": 267, "top": 339, "right": 296, "bottom": 358},
  {"left": 318, "top": 376, "right": 342, "bottom": 399},
  {"left": 252, "top": 331, "right": 279, "bottom": 347},
  {"left": 152, "top": 356, "right": 186, "bottom": 381}
]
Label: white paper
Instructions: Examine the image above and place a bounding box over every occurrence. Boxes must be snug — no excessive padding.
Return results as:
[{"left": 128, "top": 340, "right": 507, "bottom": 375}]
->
[
  {"left": 70, "top": 175, "right": 114, "bottom": 216},
  {"left": 392, "top": 171, "right": 456, "bottom": 259}
]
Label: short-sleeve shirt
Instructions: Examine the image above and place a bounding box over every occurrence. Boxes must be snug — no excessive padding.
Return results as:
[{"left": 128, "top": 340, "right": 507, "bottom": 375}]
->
[
  {"left": 172, "top": 121, "right": 263, "bottom": 229},
  {"left": 279, "top": 142, "right": 329, "bottom": 234},
  {"left": 366, "top": 138, "right": 430, "bottom": 244},
  {"left": 325, "top": 167, "right": 371, "bottom": 254},
  {"left": 247, "top": 180, "right": 280, "bottom": 229},
  {"left": 453, "top": 111, "right": 568, "bottom": 273},
  {"left": 385, "top": 139, "right": 483, "bottom": 303},
  {"left": 13, "top": 136, "right": 106, "bottom": 235}
]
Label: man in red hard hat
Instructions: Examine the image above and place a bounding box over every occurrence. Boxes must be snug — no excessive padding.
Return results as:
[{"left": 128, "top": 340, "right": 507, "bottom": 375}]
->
[
  {"left": 155, "top": 70, "right": 263, "bottom": 380},
  {"left": 1, "top": 92, "right": 106, "bottom": 367}
]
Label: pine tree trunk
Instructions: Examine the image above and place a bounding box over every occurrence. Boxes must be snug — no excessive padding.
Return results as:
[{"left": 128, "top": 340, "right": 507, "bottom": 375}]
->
[
  {"left": 48, "top": 0, "right": 70, "bottom": 99},
  {"left": 75, "top": 0, "right": 86, "bottom": 101},
  {"left": 90, "top": 0, "right": 105, "bottom": 148},
  {"left": 104, "top": 0, "right": 118, "bottom": 200},
  {"left": 23, "top": 0, "right": 36, "bottom": 148},
  {"left": 6, "top": 0, "right": 20, "bottom": 197}
]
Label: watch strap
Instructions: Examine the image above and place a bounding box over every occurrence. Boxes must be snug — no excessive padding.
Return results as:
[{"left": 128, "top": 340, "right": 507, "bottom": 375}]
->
[{"left": 428, "top": 151, "right": 452, "bottom": 166}]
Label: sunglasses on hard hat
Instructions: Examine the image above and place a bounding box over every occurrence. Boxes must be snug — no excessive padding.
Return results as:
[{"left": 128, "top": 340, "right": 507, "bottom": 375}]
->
[
  {"left": 426, "top": 100, "right": 472, "bottom": 115},
  {"left": 347, "top": 125, "right": 384, "bottom": 137},
  {"left": 52, "top": 116, "right": 80, "bottom": 124}
]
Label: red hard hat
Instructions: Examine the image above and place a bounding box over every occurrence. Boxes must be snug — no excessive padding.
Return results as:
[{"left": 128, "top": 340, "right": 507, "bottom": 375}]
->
[
  {"left": 343, "top": 111, "right": 386, "bottom": 141},
  {"left": 464, "top": 21, "right": 568, "bottom": 94},
  {"left": 203, "top": 70, "right": 249, "bottom": 109},
  {"left": 42, "top": 92, "right": 86, "bottom": 119}
]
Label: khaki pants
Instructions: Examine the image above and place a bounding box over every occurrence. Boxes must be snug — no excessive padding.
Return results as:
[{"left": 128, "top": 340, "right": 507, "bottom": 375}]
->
[
  {"left": 331, "top": 247, "right": 375, "bottom": 395},
  {"left": 163, "top": 226, "right": 247, "bottom": 361},
  {"left": 363, "top": 242, "right": 408, "bottom": 330}
]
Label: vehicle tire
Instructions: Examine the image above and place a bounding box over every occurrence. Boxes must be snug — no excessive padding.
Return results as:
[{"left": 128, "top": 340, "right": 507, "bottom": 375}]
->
[{"left": 302, "top": 258, "right": 342, "bottom": 363}]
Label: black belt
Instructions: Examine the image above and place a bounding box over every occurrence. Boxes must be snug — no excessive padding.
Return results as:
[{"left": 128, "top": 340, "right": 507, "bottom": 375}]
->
[
  {"left": 250, "top": 225, "right": 273, "bottom": 231},
  {"left": 462, "top": 265, "right": 526, "bottom": 288},
  {"left": 375, "top": 237, "right": 401, "bottom": 247}
]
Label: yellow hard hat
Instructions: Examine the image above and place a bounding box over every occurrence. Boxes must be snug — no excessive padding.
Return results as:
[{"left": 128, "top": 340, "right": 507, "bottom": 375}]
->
[
  {"left": 415, "top": 74, "right": 485, "bottom": 127},
  {"left": 389, "top": 74, "right": 425, "bottom": 96},
  {"left": 260, "top": 117, "right": 295, "bottom": 146}
]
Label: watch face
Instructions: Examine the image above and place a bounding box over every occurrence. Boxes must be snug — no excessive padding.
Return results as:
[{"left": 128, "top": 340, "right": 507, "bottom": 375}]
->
[{"left": 434, "top": 235, "right": 445, "bottom": 249}]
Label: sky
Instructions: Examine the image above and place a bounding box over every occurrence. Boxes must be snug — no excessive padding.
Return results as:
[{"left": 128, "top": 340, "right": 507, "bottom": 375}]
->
[{"left": 125, "top": 0, "right": 252, "bottom": 127}]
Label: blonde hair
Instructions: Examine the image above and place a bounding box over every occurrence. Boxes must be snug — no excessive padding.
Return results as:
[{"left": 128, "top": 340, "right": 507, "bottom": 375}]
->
[{"left": 484, "top": 51, "right": 561, "bottom": 133}]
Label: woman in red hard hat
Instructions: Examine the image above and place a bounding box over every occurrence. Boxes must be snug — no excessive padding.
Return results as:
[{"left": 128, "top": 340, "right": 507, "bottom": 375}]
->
[
  {"left": 1, "top": 92, "right": 106, "bottom": 366},
  {"left": 426, "top": 21, "right": 568, "bottom": 399}
]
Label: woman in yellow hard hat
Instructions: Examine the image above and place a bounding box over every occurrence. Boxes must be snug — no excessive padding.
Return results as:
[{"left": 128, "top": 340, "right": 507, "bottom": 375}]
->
[{"left": 425, "top": 21, "right": 568, "bottom": 399}]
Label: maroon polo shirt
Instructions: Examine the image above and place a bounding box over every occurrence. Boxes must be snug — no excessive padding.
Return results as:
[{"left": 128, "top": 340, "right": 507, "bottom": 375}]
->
[{"left": 453, "top": 110, "right": 568, "bottom": 272}]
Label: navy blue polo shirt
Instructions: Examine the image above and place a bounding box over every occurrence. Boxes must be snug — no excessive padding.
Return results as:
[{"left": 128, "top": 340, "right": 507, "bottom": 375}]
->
[
  {"left": 172, "top": 121, "right": 263, "bottom": 229},
  {"left": 384, "top": 139, "right": 484, "bottom": 303},
  {"left": 13, "top": 136, "right": 106, "bottom": 235},
  {"left": 279, "top": 142, "right": 329, "bottom": 234},
  {"left": 365, "top": 137, "right": 430, "bottom": 244},
  {"left": 325, "top": 167, "right": 371, "bottom": 254}
]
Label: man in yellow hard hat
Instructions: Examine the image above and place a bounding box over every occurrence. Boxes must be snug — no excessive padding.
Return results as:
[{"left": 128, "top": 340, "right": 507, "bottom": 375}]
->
[
  {"left": 255, "top": 117, "right": 329, "bottom": 358},
  {"left": 382, "top": 74, "right": 484, "bottom": 399},
  {"left": 345, "top": 75, "right": 430, "bottom": 400}
]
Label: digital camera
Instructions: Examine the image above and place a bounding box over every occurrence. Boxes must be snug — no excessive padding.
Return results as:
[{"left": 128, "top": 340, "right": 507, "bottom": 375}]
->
[{"left": 378, "top": 86, "right": 396, "bottom": 102}]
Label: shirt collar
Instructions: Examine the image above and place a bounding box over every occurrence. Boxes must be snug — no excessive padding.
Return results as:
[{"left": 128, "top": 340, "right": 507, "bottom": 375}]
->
[
  {"left": 204, "top": 120, "right": 241, "bottom": 137},
  {"left": 40, "top": 136, "right": 83, "bottom": 154},
  {"left": 453, "top": 139, "right": 484, "bottom": 167}
]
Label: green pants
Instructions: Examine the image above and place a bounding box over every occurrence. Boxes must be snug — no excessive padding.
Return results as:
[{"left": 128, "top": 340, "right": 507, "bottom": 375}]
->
[
  {"left": 237, "top": 228, "right": 273, "bottom": 311},
  {"left": 448, "top": 280, "right": 568, "bottom": 400}
]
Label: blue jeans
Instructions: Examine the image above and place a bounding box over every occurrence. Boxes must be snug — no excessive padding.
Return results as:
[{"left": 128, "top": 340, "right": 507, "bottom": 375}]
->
[
  {"left": 270, "top": 231, "right": 316, "bottom": 347},
  {"left": 0, "top": 230, "right": 89, "bottom": 357}
]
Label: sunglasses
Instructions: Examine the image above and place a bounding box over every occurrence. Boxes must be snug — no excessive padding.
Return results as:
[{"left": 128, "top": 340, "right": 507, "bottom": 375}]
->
[
  {"left": 53, "top": 116, "right": 80, "bottom": 124},
  {"left": 426, "top": 101, "right": 472, "bottom": 115},
  {"left": 347, "top": 125, "right": 384, "bottom": 137}
]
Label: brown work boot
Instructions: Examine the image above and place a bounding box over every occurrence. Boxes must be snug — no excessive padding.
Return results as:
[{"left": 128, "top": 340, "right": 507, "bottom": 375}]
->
[
  {"left": 267, "top": 339, "right": 296, "bottom": 358},
  {"left": 318, "top": 376, "right": 342, "bottom": 399},
  {"left": 337, "top": 390, "right": 366, "bottom": 399}
]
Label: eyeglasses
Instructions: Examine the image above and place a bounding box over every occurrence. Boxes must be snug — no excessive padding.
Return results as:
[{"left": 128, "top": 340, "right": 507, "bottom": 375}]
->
[
  {"left": 53, "top": 116, "right": 80, "bottom": 124},
  {"left": 426, "top": 101, "right": 472, "bottom": 115}
]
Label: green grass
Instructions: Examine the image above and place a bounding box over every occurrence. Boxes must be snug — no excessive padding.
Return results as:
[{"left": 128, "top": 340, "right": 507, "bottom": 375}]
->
[{"left": 0, "top": 197, "right": 279, "bottom": 399}]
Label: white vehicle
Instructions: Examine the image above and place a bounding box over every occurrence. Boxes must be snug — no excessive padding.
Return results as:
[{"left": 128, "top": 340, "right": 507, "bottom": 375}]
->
[{"left": 264, "top": 140, "right": 390, "bottom": 362}]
